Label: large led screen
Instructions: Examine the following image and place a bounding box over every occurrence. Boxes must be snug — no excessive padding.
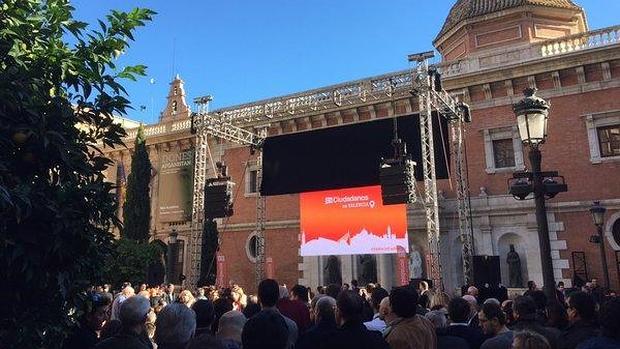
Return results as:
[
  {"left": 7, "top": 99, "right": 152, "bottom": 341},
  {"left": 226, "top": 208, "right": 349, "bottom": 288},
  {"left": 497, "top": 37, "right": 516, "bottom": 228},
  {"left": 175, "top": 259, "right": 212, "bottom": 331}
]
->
[{"left": 300, "top": 185, "right": 408, "bottom": 256}]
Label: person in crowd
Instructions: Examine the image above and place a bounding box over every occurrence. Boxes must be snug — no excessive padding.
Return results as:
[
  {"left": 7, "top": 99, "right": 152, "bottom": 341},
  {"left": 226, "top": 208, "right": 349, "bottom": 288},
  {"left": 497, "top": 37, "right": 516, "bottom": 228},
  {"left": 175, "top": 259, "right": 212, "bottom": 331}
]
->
[
  {"left": 277, "top": 285, "right": 311, "bottom": 333},
  {"left": 144, "top": 309, "right": 157, "bottom": 347},
  {"left": 102, "top": 284, "right": 113, "bottom": 302},
  {"left": 149, "top": 286, "right": 162, "bottom": 308},
  {"left": 309, "top": 293, "right": 326, "bottom": 322},
  {"left": 430, "top": 292, "right": 451, "bottom": 312},
  {"left": 468, "top": 286, "right": 480, "bottom": 302},
  {"left": 484, "top": 298, "right": 500, "bottom": 306},
  {"left": 324, "top": 290, "right": 389, "bottom": 349},
  {"left": 479, "top": 302, "right": 512, "bottom": 349},
  {"left": 364, "top": 287, "right": 389, "bottom": 333},
  {"left": 512, "top": 331, "right": 551, "bottom": 349},
  {"left": 242, "top": 302, "right": 261, "bottom": 319},
  {"left": 529, "top": 290, "right": 549, "bottom": 323},
  {"left": 63, "top": 292, "right": 112, "bottom": 349},
  {"left": 154, "top": 303, "right": 196, "bottom": 349},
  {"left": 212, "top": 297, "right": 234, "bottom": 334},
  {"left": 463, "top": 295, "right": 480, "bottom": 328},
  {"left": 351, "top": 279, "right": 360, "bottom": 293},
  {"left": 524, "top": 281, "right": 538, "bottom": 297},
  {"left": 317, "top": 285, "right": 326, "bottom": 295},
  {"left": 384, "top": 286, "right": 437, "bottom": 349},
  {"left": 192, "top": 299, "right": 215, "bottom": 337},
  {"left": 110, "top": 285, "right": 135, "bottom": 321},
  {"left": 164, "top": 283, "right": 176, "bottom": 304},
  {"left": 138, "top": 290, "right": 151, "bottom": 299},
  {"left": 577, "top": 297, "right": 620, "bottom": 349},
  {"left": 418, "top": 281, "right": 432, "bottom": 310},
  {"left": 445, "top": 297, "right": 485, "bottom": 349},
  {"left": 231, "top": 285, "right": 247, "bottom": 311},
  {"left": 342, "top": 283, "right": 350, "bottom": 291},
  {"left": 326, "top": 283, "right": 342, "bottom": 299},
  {"left": 379, "top": 297, "right": 397, "bottom": 336},
  {"left": 511, "top": 296, "right": 559, "bottom": 348},
  {"left": 178, "top": 289, "right": 196, "bottom": 308},
  {"left": 139, "top": 284, "right": 148, "bottom": 292},
  {"left": 545, "top": 301, "right": 568, "bottom": 331},
  {"left": 297, "top": 296, "right": 338, "bottom": 349},
  {"left": 556, "top": 282, "right": 566, "bottom": 305},
  {"left": 95, "top": 295, "right": 152, "bottom": 349},
  {"left": 589, "top": 278, "right": 604, "bottom": 305},
  {"left": 291, "top": 284, "right": 310, "bottom": 306},
  {"left": 501, "top": 300, "right": 515, "bottom": 328},
  {"left": 242, "top": 279, "right": 296, "bottom": 349},
  {"left": 196, "top": 287, "right": 207, "bottom": 300},
  {"left": 216, "top": 310, "right": 246, "bottom": 349},
  {"left": 558, "top": 292, "right": 598, "bottom": 349},
  {"left": 426, "top": 310, "right": 470, "bottom": 349}
]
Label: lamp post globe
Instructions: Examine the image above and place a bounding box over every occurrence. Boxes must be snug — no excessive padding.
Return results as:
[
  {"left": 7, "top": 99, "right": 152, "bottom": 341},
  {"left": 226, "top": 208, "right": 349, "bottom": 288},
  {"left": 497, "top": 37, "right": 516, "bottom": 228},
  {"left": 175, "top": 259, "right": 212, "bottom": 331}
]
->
[{"left": 513, "top": 88, "right": 550, "bottom": 146}]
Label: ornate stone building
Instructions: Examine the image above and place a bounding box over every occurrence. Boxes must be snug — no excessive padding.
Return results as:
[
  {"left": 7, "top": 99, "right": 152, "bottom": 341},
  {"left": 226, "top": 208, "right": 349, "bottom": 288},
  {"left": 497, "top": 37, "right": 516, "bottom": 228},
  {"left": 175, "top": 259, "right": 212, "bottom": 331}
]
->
[{"left": 104, "top": 0, "right": 620, "bottom": 293}]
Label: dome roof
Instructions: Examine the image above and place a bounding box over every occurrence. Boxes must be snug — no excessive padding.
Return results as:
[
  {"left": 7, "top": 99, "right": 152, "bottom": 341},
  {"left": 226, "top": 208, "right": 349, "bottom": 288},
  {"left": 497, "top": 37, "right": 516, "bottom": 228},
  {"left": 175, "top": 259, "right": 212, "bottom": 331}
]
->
[{"left": 435, "top": 0, "right": 581, "bottom": 43}]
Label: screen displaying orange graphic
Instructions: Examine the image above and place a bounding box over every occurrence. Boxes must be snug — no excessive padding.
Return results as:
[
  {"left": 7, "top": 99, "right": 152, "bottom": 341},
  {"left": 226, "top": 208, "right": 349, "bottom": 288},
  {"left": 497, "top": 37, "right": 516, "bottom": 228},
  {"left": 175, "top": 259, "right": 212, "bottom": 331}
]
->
[{"left": 300, "top": 185, "right": 408, "bottom": 256}]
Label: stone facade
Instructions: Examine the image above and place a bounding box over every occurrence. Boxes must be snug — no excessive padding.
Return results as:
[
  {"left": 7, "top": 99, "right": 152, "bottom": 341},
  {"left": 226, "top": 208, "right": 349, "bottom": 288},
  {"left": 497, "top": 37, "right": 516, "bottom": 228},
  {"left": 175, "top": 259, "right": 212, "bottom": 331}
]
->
[{"left": 103, "top": 1, "right": 620, "bottom": 293}]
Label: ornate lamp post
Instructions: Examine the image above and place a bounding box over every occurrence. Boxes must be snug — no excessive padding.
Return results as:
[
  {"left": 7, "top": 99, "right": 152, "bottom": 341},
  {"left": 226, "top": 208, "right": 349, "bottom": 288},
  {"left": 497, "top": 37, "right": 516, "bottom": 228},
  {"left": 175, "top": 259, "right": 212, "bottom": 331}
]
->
[
  {"left": 167, "top": 229, "right": 178, "bottom": 284},
  {"left": 508, "top": 88, "right": 567, "bottom": 301},
  {"left": 590, "top": 201, "right": 610, "bottom": 288}
]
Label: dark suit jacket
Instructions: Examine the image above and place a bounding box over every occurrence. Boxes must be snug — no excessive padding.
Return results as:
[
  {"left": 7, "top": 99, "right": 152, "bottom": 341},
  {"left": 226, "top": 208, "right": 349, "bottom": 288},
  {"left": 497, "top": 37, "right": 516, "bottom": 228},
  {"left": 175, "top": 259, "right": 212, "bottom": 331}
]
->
[
  {"left": 444, "top": 324, "right": 486, "bottom": 349},
  {"left": 325, "top": 321, "right": 390, "bottom": 349},
  {"left": 296, "top": 319, "right": 337, "bottom": 349}
]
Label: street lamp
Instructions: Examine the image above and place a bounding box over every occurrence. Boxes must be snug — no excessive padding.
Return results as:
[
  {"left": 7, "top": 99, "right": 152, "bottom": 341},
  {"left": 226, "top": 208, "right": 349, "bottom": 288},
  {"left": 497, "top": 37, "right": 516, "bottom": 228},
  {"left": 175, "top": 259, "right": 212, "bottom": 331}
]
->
[
  {"left": 167, "top": 229, "right": 178, "bottom": 284},
  {"left": 508, "top": 88, "right": 567, "bottom": 301},
  {"left": 590, "top": 201, "right": 610, "bottom": 288}
]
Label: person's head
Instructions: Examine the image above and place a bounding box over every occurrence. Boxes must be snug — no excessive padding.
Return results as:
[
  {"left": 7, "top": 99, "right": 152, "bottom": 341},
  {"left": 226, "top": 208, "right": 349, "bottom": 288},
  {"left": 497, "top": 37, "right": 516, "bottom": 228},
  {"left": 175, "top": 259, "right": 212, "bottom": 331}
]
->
[
  {"left": 448, "top": 297, "right": 471, "bottom": 324},
  {"left": 462, "top": 295, "right": 478, "bottom": 313},
  {"left": 258, "top": 279, "right": 280, "bottom": 307},
  {"left": 378, "top": 297, "right": 393, "bottom": 323},
  {"left": 231, "top": 285, "right": 244, "bottom": 302},
  {"left": 103, "top": 284, "right": 111, "bottom": 293},
  {"left": 122, "top": 286, "right": 135, "bottom": 297},
  {"left": 291, "top": 284, "right": 309, "bottom": 303},
  {"left": 600, "top": 297, "right": 620, "bottom": 340},
  {"left": 316, "top": 286, "right": 325, "bottom": 295},
  {"left": 418, "top": 280, "right": 429, "bottom": 292},
  {"left": 140, "top": 284, "right": 147, "bottom": 292},
  {"left": 566, "top": 291, "right": 596, "bottom": 323},
  {"left": 467, "top": 286, "right": 479, "bottom": 297},
  {"left": 527, "top": 281, "right": 537, "bottom": 291},
  {"left": 197, "top": 287, "right": 205, "bottom": 297},
  {"left": 154, "top": 303, "right": 196, "bottom": 347},
  {"left": 314, "top": 296, "right": 336, "bottom": 324},
  {"left": 119, "top": 295, "right": 151, "bottom": 331},
  {"left": 389, "top": 286, "right": 418, "bottom": 319},
  {"left": 192, "top": 299, "right": 215, "bottom": 330},
  {"left": 167, "top": 283, "right": 175, "bottom": 293},
  {"left": 370, "top": 287, "right": 389, "bottom": 312},
  {"left": 326, "top": 284, "right": 341, "bottom": 299},
  {"left": 179, "top": 289, "right": 195, "bottom": 306},
  {"left": 591, "top": 278, "right": 598, "bottom": 288},
  {"left": 430, "top": 292, "right": 451, "bottom": 311},
  {"left": 83, "top": 292, "right": 112, "bottom": 331},
  {"left": 336, "top": 290, "right": 363, "bottom": 325},
  {"left": 478, "top": 302, "right": 507, "bottom": 336},
  {"left": 342, "top": 283, "right": 350, "bottom": 291},
  {"left": 242, "top": 309, "right": 288, "bottom": 349},
  {"left": 557, "top": 281, "right": 564, "bottom": 290},
  {"left": 425, "top": 310, "right": 448, "bottom": 329},
  {"left": 512, "top": 330, "right": 551, "bottom": 349},
  {"left": 502, "top": 300, "right": 515, "bottom": 325},
  {"left": 513, "top": 296, "right": 536, "bottom": 320},
  {"left": 217, "top": 310, "right": 246, "bottom": 343}
]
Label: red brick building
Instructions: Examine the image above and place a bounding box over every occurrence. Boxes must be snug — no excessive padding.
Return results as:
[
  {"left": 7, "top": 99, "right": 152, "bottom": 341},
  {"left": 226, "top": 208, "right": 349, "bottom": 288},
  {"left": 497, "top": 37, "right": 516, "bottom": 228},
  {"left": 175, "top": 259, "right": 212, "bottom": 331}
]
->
[{"left": 105, "top": 0, "right": 620, "bottom": 293}]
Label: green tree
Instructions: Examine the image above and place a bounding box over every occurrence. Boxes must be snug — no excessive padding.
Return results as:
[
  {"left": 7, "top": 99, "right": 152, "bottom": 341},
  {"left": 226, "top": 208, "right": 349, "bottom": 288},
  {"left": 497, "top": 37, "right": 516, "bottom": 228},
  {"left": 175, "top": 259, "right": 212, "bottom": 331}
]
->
[
  {"left": 0, "top": 1, "right": 154, "bottom": 347},
  {"left": 123, "top": 124, "right": 152, "bottom": 241},
  {"left": 102, "top": 238, "right": 163, "bottom": 289}
]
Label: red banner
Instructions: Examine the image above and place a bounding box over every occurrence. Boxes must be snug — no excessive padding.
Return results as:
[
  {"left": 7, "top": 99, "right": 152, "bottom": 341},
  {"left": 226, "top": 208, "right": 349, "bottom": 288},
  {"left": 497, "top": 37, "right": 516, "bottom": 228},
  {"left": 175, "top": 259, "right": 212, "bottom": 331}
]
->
[
  {"left": 216, "top": 252, "right": 227, "bottom": 288},
  {"left": 397, "top": 246, "right": 410, "bottom": 286},
  {"left": 265, "top": 257, "right": 275, "bottom": 279}
]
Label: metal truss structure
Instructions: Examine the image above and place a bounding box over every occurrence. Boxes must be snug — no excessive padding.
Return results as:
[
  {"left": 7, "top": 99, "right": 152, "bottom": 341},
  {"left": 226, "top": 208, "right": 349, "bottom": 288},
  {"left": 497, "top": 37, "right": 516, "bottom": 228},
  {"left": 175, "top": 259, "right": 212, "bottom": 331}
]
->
[{"left": 186, "top": 54, "right": 474, "bottom": 290}]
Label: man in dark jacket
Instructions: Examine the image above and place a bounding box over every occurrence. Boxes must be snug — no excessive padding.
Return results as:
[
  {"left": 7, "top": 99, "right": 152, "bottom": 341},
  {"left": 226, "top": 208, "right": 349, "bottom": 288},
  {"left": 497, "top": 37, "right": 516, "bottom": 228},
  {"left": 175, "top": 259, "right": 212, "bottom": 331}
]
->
[
  {"left": 445, "top": 297, "right": 486, "bottom": 349},
  {"left": 558, "top": 292, "right": 599, "bottom": 349},
  {"left": 63, "top": 292, "right": 111, "bottom": 349},
  {"left": 511, "top": 295, "right": 559, "bottom": 349},
  {"left": 95, "top": 295, "right": 153, "bottom": 349},
  {"left": 325, "top": 290, "right": 389, "bottom": 349},
  {"left": 297, "top": 296, "right": 338, "bottom": 349}
]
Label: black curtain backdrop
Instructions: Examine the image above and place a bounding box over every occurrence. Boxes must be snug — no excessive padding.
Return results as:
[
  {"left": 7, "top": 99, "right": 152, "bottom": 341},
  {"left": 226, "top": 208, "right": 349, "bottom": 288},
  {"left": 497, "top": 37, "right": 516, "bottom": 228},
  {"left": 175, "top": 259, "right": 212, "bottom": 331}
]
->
[{"left": 260, "top": 113, "right": 450, "bottom": 196}]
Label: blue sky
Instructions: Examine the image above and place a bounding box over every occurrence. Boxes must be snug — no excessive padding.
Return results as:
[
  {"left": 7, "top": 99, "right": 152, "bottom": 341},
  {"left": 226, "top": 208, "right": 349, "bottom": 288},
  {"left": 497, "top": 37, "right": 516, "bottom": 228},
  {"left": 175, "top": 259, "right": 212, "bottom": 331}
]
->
[{"left": 72, "top": 0, "right": 620, "bottom": 124}]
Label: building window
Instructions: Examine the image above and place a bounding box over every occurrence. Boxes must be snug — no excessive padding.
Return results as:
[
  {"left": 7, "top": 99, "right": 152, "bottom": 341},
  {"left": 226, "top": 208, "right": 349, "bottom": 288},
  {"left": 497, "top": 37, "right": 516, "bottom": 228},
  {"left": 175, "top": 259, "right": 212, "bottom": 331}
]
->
[
  {"left": 172, "top": 101, "right": 178, "bottom": 114},
  {"left": 585, "top": 110, "right": 620, "bottom": 163},
  {"left": 597, "top": 125, "right": 620, "bottom": 157},
  {"left": 492, "top": 138, "right": 516, "bottom": 168},
  {"left": 612, "top": 219, "right": 620, "bottom": 247},
  {"left": 483, "top": 126, "right": 524, "bottom": 173},
  {"left": 245, "top": 164, "right": 259, "bottom": 196},
  {"left": 246, "top": 233, "right": 259, "bottom": 262}
]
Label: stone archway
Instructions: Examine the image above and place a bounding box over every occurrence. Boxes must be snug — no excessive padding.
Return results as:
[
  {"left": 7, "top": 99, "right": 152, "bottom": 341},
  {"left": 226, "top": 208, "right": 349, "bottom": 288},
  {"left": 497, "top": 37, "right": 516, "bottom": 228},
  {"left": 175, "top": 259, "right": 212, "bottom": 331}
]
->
[{"left": 497, "top": 233, "right": 528, "bottom": 287}]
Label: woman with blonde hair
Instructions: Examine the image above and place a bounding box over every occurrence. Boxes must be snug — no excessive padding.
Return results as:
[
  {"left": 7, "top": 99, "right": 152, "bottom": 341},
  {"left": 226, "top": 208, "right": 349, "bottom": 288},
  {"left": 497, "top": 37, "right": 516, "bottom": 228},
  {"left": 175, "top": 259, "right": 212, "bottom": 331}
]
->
[
  {"left": 430, "top": 291, "right": 451, "bottom": 311},
  {"left": 230, "top": 285, "right": 246, "bottom": 311},
  {"left": 178, "top": 289, "right": 196, "bottom": 308}
]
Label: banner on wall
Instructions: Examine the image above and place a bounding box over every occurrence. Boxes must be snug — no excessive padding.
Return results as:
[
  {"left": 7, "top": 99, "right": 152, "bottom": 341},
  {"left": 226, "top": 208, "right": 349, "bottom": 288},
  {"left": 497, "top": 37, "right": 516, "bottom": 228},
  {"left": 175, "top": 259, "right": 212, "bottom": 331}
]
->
[
  {"left": 158, "top": 148, "right": 194, "bottom": 223},
  {"left": 300, "top": 185, "right": 408, "bottom": 256},
  {"left": 397, "top": 246, "right": 410, "bottom": 286},
  {"left": 265, "top": 257, "right": 275, "bottom": 279},
  {"left": 216, "top": 252, "right": 227, "bottom": 288}
]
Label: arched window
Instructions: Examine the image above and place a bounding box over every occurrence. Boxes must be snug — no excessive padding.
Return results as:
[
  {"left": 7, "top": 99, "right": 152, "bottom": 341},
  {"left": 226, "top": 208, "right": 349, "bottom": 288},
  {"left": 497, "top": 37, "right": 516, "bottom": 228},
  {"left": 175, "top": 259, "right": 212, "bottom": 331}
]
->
[
  {"left": 612, "top": 219, "right": 620, "bottom": 247},
  {"left": 172, "top": 100, "right": 177, "bottom": 114}
]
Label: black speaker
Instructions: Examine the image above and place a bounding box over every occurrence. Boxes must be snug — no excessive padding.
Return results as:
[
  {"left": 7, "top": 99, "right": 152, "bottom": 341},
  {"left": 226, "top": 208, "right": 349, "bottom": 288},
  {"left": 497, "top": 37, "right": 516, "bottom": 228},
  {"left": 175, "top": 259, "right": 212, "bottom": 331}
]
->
[
  {"left": 380, "top": 159, "right": 416, "bottom": 205},
  {"left": 473, "top": 255, "right": 501, "bottom": 288},
  {"left": 204, "top": 178, "right": 234, "bottom": 219}
]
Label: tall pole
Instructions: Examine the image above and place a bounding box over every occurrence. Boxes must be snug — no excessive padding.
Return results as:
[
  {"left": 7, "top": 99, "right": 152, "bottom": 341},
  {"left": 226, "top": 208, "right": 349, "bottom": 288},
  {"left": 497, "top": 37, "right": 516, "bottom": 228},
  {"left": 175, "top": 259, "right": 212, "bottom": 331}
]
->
[
  {"left": 597, "top": 224, "right": 611, "bottom": 288},
  {"left": 167, "top": 242, "right": 175, "bottom": 284},
  {"left": 530, "top": 148, "right": 556, "bottom": 301}
]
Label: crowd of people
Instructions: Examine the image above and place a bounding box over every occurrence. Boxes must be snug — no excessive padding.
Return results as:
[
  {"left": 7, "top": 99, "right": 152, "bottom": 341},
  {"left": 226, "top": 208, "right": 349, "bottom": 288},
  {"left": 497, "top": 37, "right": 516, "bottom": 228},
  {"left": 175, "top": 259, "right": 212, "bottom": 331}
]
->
[{"left": 64, "top": 278, "right": 620, "bottom": 349}]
